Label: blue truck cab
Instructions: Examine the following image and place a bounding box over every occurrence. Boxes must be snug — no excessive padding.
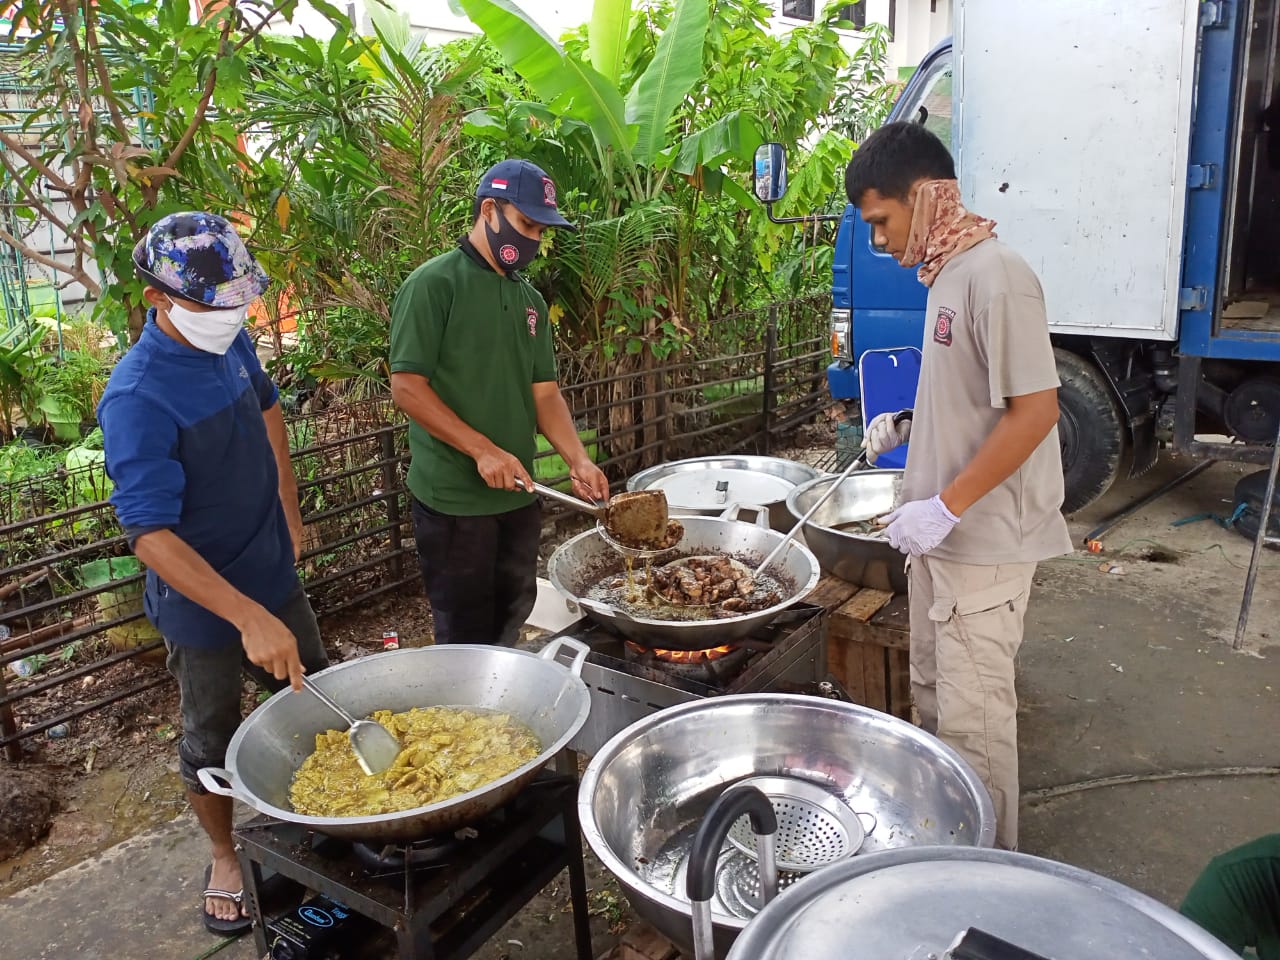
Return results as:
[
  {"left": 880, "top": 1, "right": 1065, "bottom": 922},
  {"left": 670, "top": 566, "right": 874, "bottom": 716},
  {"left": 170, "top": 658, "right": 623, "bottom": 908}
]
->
[{"left": 795, "top": 1, "right": 1280, "bottom": 512}]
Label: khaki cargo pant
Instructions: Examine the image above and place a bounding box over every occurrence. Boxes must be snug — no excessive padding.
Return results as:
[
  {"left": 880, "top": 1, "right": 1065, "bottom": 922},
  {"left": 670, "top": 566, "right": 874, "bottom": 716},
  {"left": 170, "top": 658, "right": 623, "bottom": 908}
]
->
[{"left": 908, "top": 555, "right": 1036, "bottom": 850}]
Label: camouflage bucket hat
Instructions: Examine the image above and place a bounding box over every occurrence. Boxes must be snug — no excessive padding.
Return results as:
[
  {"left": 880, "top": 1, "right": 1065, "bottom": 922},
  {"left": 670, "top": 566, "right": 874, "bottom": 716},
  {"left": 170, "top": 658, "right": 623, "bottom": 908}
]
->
[{"left": 132, "top": 212, "right": 270, "bottom": 308}]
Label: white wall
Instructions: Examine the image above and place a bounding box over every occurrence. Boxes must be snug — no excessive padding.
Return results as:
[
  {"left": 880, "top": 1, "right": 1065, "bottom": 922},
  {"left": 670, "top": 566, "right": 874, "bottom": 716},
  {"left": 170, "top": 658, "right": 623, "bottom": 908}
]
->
[
  {"left": 276, "top": 0, "right": 948, "bottom": 64},
  {"left": 889, "top": 0, "right": 951, "bottom": 73}
]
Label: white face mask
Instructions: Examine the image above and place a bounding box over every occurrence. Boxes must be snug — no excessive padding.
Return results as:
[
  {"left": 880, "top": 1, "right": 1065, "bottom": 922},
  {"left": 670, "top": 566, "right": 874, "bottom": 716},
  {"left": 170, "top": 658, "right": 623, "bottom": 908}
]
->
[{"left": 165, "top": 298, "right": 249, "bottom": 355}]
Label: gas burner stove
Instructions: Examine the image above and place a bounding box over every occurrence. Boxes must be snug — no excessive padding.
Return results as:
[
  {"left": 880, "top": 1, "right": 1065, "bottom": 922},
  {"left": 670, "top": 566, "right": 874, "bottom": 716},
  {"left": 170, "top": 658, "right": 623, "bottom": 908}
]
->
[
  {"left": 233, "top": 768, "right": 593, "bottom": 960},
  {"left": 621, "top": 638, "right": 756, "bottom": 684},
  {"left": 351, "top": 830, "right": 467, "bottom": 872},
  {"left": 552, "top": 603, "right": 848, "bottom": 755}
]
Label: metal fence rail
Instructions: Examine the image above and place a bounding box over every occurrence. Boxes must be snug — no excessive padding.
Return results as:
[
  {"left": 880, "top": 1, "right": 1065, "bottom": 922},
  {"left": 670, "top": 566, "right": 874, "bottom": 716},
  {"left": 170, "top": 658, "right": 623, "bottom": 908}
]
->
[{"left": 0, "top": 296, "right": 831, "bottom": 756}]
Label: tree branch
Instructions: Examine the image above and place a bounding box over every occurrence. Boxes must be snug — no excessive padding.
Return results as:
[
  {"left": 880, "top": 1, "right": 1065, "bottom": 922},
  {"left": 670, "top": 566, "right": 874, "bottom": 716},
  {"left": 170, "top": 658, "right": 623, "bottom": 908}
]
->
[
  {"left": 0, "top": 222, "right": 100, "bottom": 296},
  {"left": 233, "top": 0, "right": 300, "bottom": 52},
  {"left": 0, "top": 151, "right": 85, "bottom": 248},
  {"left": 82, "top": 1, "right": 132, "bottom": 143},
  {"left": 0, "top": 131, "right": 72, "bottom": 193},
  {"left": 163, "top": 15, "right": 234, "bottom": 173}
]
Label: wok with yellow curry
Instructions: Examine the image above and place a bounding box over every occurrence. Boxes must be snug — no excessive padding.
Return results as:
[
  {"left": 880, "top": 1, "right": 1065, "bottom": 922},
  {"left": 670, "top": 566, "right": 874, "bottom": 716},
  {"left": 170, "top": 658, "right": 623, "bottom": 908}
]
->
[
  {"left": 196, "top": 639, "right": 592, "bottom": 842},
  {"left": 290, "top": 707, "right": 541, "bottom": 818}
]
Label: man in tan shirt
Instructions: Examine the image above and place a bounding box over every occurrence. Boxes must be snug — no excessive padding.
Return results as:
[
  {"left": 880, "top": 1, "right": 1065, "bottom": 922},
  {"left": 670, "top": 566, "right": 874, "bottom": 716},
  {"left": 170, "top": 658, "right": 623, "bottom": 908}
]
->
[{"left": 846, "top": 122, "right": 1073, "bottom": 849}]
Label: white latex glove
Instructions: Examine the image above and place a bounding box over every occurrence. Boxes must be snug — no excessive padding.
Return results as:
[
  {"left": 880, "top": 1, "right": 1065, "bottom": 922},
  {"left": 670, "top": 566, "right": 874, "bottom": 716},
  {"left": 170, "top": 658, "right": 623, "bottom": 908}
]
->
[
  {"left": 862, "top": 411, "right": 912, "bottom": 464},
  {"left": 882, "top": 495, "right": 960, "bottom": 556}
]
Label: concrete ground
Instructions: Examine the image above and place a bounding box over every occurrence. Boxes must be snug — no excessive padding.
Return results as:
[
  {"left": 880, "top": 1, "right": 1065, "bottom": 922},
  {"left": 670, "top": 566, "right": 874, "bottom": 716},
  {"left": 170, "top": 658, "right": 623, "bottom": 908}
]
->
[{"left": 1, "top": 457, "right": 1277, "bottom": 959}]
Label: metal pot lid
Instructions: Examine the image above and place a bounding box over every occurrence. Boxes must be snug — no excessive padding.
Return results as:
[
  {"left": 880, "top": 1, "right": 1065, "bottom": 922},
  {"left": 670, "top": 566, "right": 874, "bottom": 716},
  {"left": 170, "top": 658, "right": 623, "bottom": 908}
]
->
[
  {"left": 628, "top": 457, "right": 820, "bottom": 511},
  {"left": 646, "top": 469, "right": 793, "bottom": 509},
  {"left": 727, "top": 847, "right": 1237, "bottom": 960}
]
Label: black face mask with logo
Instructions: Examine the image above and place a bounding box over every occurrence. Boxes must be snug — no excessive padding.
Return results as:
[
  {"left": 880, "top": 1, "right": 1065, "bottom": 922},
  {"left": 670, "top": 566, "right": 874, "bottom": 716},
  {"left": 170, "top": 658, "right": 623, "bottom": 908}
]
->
[{"left": 484, "top": 204, "right": 542, "bottom": 273}]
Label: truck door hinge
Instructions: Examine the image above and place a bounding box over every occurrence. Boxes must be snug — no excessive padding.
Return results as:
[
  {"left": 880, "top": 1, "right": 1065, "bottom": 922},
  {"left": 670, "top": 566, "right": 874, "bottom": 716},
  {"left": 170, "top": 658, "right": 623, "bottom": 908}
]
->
[
  {"left": 1188, "top": 163, "right": 1218, "bottom": 189},
  {"left": 1200, "top": 1, "right": 1228, "bottom": 28},
  {"left": 1179, "top": 286, "right": 1208, "bottom": 311}
]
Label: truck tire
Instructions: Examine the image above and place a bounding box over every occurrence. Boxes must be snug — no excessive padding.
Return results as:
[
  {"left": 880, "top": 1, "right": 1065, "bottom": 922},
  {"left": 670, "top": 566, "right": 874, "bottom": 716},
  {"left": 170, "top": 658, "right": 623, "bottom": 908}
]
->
[
  {"left": 1232, "top": 470, "right": 1280, "bottom": 549},
  {"left": 1055, "top": 348, "right": 1125, "bottom": 514}
]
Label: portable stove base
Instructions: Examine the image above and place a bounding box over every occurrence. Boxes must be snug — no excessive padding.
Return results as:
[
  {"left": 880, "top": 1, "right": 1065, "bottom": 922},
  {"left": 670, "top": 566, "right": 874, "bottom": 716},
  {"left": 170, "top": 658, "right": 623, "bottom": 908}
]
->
[{"left": 233, "top": 767, "right": 592, "bottom": 960}]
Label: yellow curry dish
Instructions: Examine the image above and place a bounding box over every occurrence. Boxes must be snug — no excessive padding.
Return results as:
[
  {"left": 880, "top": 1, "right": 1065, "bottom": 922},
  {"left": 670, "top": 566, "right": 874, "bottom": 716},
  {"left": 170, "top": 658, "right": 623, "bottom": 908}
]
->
[{"left": 289, "top": 706, "right": 541, "bottom": 817}]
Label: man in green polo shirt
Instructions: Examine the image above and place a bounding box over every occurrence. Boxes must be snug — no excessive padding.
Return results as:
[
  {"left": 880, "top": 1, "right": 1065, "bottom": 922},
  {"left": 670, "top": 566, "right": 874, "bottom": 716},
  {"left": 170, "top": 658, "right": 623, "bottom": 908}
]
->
[
  {"left": 389, "top": 159, "right": 609, "bottom": 645},
  {"left": 1181, "top": 833, "right": 1280, "bottom": 958}
]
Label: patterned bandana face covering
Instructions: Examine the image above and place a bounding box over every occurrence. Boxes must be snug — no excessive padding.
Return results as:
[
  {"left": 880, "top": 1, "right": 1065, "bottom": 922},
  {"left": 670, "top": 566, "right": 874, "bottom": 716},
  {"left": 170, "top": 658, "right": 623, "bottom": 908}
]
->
[
  {"left": 483, "top": 204, "right": 542, "bottom": 273},
  {"left": 901, "top": 180, "right": 998, "bottom": 287}
]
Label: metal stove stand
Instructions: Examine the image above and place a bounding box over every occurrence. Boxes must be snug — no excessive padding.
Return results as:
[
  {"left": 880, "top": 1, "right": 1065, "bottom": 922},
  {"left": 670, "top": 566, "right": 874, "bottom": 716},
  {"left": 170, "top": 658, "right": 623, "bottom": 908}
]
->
[{"left": 233, "top": 767, "right": 592, "bottom": 960}]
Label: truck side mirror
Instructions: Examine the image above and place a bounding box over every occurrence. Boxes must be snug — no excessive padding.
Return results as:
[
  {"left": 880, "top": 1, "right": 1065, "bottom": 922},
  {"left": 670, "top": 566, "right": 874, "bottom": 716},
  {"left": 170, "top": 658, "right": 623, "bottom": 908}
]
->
[{"left": 753, "top": 143, "right": 788, "bottom": 204}]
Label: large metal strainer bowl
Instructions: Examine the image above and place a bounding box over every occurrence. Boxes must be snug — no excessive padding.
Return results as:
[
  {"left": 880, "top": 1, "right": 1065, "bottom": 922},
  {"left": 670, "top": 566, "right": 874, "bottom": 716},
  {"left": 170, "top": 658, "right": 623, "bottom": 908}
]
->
[{"left": 578, "top": 694, "right": 997, "bottom": 959}]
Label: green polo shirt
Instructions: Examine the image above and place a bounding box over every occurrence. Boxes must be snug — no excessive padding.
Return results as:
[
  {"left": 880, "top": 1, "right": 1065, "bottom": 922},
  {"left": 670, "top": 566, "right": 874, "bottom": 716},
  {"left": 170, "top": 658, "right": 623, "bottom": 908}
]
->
[
  {"left": 1180, "top": 833, "right": 1280, "bottom": 959},
  {"left": 389, "top": 243, "right": 557, "bottom": 516}
]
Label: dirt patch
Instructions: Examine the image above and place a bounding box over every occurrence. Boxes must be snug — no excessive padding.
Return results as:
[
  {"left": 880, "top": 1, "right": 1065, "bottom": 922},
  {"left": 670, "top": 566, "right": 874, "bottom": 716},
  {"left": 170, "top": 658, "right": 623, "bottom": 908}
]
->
[{"left": 0, "top": 766, "right": 57, "bottom": 860}]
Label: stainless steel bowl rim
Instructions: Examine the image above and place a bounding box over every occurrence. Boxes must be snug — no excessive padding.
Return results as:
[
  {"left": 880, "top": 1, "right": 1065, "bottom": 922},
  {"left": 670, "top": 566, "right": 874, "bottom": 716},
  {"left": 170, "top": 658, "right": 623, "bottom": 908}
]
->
[
  {"left": 577, "top": 693, "right": 997, "bottom": 931},
  {"left": 727, "top": 845, "right": 1242, "bottom": 959},
  {"left": 784, "top": 470, "right": 903, "bottom": 542},
  {"left": 209, "top": 642, "right": 591, "bottom": 830}
]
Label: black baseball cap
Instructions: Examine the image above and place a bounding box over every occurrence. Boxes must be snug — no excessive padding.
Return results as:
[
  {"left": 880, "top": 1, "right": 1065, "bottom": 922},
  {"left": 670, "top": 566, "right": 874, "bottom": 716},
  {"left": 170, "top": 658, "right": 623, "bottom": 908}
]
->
[{"left": 475, "top": 159, "right": 575, "bottom": 229}]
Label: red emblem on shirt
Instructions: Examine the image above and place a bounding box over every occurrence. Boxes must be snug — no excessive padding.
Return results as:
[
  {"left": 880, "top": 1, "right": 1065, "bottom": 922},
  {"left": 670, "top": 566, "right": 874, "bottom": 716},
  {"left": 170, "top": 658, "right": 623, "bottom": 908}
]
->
[
  {"left": 934, "top": 306, "right": 955, "bottom": 347},
  {"left": 526, "top": 306, "right": 538, "bottom": 337}
]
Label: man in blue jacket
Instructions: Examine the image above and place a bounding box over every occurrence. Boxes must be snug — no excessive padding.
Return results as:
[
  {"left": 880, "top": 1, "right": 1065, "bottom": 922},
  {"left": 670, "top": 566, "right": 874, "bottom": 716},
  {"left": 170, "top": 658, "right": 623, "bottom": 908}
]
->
[{"left": 98, "top": 212, "right": 326, "bottom": 936}]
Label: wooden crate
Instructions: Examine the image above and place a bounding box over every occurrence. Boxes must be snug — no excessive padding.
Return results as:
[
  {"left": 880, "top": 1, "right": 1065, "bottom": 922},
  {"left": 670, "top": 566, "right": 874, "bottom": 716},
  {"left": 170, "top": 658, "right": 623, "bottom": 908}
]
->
[{"left": 827, "top": 587, "right": 913, "bottom": 721}]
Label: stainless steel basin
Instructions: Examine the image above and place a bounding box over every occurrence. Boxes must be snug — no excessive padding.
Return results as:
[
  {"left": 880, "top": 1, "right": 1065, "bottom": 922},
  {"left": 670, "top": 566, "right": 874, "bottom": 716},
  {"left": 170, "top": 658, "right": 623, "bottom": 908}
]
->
[
  {"left": 579, "top": 694, "right": 995, "bottom": 958},
  {"left": 786, "top": 470, "right": 907, "bottom": 592}
]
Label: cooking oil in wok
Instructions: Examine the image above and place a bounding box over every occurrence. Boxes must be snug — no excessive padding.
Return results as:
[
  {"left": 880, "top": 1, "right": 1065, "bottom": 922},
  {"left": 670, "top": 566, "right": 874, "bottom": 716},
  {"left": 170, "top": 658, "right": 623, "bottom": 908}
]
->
[{"left": 584, "top": 553, "right": 792, "bottom": 622}]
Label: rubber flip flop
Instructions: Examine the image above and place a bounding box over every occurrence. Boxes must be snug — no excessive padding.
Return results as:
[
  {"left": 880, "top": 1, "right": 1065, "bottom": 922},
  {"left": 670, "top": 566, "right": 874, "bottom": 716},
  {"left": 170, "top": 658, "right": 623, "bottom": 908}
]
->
[{"left": 201, "top": 863, "right": 252, "bottom": 936}]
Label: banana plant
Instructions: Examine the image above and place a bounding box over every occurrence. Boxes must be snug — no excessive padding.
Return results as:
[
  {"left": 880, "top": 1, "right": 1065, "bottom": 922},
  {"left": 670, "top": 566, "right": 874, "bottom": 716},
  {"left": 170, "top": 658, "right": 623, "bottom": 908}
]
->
[{"left": 455, "top": 0, "right": 764, "bottom": 209}]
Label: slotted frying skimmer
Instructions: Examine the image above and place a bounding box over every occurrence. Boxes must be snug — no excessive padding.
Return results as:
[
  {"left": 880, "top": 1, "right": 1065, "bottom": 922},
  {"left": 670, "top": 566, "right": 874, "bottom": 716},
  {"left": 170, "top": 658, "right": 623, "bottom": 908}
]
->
[{"left": 725, "top": 776, "right": 877, "bottom": 874}]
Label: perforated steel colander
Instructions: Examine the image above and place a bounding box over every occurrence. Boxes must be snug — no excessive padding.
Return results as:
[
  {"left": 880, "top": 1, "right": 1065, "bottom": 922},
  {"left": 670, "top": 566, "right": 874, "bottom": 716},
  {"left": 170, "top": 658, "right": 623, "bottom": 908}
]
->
[{"left": 725, "top": 776, "right": 877, "bottom": 873}]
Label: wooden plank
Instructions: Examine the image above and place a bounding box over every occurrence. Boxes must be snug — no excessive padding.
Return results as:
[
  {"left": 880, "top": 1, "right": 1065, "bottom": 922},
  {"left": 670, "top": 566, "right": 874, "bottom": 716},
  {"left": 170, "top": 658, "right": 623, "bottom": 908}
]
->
[
  {"left": 611, "top": 924, "right": 681, "bottom": 960},
  {"left": 870, "top": 593, "right": 910, "bottom": 631},
  {"left": 861, "top": 645, "right": 888, "bottom": 712},
  {"left": 806, "top": 574, "right": 861, "bottom": 612},
  {"left": 887, "top": 647, "right": 912, "bottom": 721},
  {"left": 834, "top": 587, "right": 894, "bottom": 624},
  {"left": 830, "top": 637, "right": 868, "bottom": 704}
]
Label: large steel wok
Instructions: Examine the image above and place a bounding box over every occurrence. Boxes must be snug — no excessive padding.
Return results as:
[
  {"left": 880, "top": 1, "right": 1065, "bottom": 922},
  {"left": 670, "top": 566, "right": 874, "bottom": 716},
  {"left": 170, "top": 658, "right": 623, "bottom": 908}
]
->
[
  {"left": 546, "top": 504, "right": 821, "bottom": 649},
  {"left": 196, "top": 639, "right": 591, "bottom": 842}
]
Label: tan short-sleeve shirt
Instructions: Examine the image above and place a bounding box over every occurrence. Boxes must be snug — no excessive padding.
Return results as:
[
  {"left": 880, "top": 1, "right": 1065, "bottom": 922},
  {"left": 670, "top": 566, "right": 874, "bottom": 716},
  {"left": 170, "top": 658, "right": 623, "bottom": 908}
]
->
[{"left": 901, "top": 240, "right": 1074, "bottom": 564}]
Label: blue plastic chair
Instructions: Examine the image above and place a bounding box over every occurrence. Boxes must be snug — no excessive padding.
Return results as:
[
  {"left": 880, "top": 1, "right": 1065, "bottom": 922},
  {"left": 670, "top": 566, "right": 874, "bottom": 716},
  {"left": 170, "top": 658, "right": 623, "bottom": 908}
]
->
[{"left": 858, "top": 347, "right": 922, "bottom": 469}]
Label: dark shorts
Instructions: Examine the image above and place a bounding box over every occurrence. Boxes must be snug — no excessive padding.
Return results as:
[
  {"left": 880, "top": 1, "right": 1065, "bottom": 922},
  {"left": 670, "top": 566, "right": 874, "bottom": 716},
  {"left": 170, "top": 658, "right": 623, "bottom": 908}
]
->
[
  {"left": 165, "top": 582, "right": 329, "bottom": 793},
  {"left": 411, "top": 498, "right": 540, "bottom": 646}
]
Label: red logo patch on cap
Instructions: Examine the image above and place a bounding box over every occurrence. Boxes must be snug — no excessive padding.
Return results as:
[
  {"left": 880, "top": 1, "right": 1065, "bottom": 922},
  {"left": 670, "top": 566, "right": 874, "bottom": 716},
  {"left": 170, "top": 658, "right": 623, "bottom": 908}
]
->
[
  {"left": 542, "top": 177, "right": 556, "bottom": 206},
  {"left": 526, "top": 306, "right": 538, "bottom": 337},
  {"left": 499, "top": 244, "right": 520, "bottom": 265}
]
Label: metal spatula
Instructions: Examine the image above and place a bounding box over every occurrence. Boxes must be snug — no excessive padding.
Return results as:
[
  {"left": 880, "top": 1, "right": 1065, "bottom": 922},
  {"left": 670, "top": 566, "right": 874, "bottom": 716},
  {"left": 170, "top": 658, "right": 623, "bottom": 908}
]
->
[{"left": 301, "top": 675, "right": 401, "bottom": 776}]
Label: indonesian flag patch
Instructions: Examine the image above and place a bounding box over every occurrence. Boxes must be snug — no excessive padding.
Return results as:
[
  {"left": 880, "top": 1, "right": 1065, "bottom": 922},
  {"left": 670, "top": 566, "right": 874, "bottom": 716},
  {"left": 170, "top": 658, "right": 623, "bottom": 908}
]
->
[{"left": 490, "top": 179, "right": 509, "bottom": 190}]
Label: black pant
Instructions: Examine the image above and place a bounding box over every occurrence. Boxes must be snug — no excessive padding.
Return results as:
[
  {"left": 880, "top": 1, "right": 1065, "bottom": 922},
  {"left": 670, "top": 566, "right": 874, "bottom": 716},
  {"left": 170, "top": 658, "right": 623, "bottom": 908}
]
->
[{"left": 411, "top": 498, "right": 541, "bottom": 645}]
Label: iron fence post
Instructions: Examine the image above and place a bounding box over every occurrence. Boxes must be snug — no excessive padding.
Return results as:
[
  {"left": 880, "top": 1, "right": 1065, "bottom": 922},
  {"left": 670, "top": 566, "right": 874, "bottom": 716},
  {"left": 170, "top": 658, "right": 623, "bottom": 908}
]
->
[
  {"left": 0, "top": 667, "right": 21, "bottom": 762},
  {"left": 762, "top": 306, "right": 779, "bottom": 454},
  {"left": 379, "top": 428, "right": 404, "bottom": 581}
]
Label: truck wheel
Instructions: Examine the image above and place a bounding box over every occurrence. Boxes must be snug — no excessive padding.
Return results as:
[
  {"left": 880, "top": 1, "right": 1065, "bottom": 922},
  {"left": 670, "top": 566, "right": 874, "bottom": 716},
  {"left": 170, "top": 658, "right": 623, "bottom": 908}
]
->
[{"left": 1056, "top": 348, "right": 1125, "bottom": 513}]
